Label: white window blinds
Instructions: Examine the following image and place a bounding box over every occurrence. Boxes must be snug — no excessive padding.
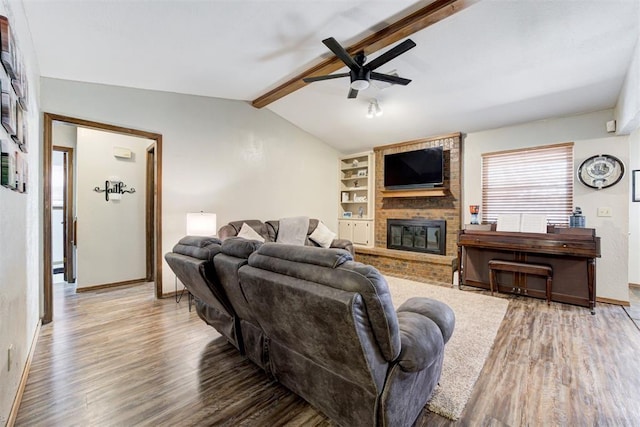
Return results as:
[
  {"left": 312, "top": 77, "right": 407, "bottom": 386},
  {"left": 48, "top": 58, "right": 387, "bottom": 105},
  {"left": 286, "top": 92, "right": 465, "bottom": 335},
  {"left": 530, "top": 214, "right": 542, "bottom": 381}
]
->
[{"left": 481, "top": 143, "right": 574, "bottom": 226}]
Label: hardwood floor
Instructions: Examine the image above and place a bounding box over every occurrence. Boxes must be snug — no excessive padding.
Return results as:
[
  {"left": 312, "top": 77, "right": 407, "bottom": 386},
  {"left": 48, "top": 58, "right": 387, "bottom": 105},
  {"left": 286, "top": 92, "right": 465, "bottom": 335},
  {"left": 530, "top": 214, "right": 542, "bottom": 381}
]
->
[{"left": 15, "top": 282, "right": 640, "bottom": 426}]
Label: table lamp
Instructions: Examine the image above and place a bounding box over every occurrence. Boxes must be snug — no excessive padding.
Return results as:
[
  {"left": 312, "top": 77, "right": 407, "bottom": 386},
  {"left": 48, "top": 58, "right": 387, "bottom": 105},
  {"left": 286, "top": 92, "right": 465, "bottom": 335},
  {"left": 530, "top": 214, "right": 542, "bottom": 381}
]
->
[{"left": 186, "top": 212, "right": 217, "bottom": 236}]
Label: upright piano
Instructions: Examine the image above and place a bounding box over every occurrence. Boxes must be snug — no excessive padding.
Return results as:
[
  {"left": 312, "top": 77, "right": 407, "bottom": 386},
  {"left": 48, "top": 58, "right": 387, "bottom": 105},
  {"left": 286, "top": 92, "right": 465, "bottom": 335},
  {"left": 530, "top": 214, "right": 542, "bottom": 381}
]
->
[{"left": 457, "top": 227, "right": 601, "bottom": 312}]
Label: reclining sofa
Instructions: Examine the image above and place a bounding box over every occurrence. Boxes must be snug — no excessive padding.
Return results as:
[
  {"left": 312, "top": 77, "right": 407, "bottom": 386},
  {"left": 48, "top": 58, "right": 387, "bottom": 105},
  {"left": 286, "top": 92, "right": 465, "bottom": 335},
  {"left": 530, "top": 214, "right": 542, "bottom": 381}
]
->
[{"left": 165, "top": 230, "right": 455, "bottom": 427}]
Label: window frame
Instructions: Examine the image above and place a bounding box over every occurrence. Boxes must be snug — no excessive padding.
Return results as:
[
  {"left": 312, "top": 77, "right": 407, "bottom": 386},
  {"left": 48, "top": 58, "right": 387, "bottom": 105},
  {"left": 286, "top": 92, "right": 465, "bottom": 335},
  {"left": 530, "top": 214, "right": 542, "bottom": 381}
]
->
[{"left": 481, "top": 142, "right": 574, "bottom": 226}]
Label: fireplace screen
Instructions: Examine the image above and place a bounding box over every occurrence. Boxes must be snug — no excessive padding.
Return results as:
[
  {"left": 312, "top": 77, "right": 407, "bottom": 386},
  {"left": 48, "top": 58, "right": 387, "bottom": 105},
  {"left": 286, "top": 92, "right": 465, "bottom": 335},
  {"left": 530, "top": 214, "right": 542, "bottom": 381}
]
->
[{"left": 387, "top": 219, "right": 446, "bottom": 255}]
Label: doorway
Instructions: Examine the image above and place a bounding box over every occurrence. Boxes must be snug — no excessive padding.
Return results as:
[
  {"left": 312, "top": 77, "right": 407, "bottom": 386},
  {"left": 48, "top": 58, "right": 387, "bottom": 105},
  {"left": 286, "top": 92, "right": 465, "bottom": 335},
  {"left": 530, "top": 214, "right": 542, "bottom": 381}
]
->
[
  {"left": 51, "top": 146, "right": 75, "bottom": 284},
  {"left": 43, "top": 113, "right": 163, "bottom": 324}
]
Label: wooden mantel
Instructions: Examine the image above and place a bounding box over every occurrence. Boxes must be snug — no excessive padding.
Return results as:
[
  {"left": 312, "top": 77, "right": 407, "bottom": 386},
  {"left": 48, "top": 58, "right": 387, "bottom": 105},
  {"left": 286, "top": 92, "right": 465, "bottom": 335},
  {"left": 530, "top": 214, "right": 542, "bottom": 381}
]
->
[{"left": 380, "top": 187, "right": 448, "bottom": 198}]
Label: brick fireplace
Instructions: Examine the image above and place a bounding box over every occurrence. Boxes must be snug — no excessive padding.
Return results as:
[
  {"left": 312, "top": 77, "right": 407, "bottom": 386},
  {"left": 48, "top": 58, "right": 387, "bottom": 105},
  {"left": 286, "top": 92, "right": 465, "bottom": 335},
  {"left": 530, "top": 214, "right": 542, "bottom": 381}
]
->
[{"left": 355, "top": 133, "right": 462, "bottom": 284}]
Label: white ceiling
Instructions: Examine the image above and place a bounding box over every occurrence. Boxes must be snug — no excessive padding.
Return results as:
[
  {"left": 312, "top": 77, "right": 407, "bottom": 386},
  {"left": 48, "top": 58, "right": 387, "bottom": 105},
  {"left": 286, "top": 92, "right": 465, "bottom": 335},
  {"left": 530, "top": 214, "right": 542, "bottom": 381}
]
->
[{"left": 22, "top": 0, "right": 640, "bottom": 153}]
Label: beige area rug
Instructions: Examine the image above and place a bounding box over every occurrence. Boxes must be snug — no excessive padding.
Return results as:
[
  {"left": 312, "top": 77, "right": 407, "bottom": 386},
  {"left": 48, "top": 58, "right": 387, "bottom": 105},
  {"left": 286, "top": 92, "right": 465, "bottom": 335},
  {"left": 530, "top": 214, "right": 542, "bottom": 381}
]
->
[{"left": 385, "top": 276, "right": 509, "bottom": 420}]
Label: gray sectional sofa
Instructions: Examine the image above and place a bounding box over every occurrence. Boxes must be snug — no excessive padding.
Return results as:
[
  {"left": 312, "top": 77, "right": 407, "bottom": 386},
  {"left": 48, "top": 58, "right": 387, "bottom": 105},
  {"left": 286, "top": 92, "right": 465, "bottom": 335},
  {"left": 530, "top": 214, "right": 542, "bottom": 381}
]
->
[{"left": 165, "top": 227, "right": 455, "bottom": 427}]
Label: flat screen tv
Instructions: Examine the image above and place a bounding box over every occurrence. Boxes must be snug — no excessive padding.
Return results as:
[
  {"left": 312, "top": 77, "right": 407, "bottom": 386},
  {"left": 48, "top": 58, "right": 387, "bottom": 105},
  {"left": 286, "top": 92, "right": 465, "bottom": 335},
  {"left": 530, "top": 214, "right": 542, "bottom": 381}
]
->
[{"left": 384, "top": 147, "right": 444, "bottom": 189}]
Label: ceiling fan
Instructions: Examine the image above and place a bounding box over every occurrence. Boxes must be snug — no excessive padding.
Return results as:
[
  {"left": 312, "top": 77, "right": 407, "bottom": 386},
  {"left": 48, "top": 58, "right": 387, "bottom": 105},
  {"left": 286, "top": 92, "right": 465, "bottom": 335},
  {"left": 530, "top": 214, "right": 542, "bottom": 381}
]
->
[{"left": 303, "top": 37, "right": 416, "bottom": 99}]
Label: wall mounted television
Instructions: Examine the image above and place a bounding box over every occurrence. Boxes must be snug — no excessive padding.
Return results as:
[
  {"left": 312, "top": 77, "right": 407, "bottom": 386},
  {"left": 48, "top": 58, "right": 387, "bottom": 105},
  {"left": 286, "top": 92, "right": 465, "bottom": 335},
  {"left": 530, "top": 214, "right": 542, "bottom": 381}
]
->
[{"left": 384, "top": 146, "right": 444, "bottom": 189}]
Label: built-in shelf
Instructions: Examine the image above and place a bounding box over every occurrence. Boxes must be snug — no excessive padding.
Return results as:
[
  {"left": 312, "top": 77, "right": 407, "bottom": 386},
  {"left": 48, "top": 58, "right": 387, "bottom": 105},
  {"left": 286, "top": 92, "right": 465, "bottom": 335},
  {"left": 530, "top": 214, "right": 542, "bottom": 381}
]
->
[
  {"left": 341, "top": 163, "right": 369, "bottom": 171},
  {"left": 339, "top": 152, "right": 374, "bottom": 247},
  {"left": 381, "top": 187, "right": 448, "bottom": 198}
]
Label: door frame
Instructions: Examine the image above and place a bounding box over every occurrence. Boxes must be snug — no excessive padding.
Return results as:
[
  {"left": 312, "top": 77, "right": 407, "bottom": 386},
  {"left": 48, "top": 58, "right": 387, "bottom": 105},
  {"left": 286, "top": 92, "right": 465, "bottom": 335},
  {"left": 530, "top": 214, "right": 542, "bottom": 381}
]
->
[
  {"left": 145, "top": 144, "right": 156, "bottom": 282},
  {"left": 43, "top": 113, "right": 163, "bottom": 324},
  {"left": 52, "top": 146, "right": 76, "bottom": 283}
]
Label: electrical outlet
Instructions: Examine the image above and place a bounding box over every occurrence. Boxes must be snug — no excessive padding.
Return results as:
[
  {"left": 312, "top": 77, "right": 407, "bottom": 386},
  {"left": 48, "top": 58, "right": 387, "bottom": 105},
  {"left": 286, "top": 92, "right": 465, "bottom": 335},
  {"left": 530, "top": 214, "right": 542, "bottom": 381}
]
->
[
  {"left": 8, "top": 344, "right": 13, "bottom": 371},
  {"left": 597, "top": 207, "right": 612, "bottom": 217}
]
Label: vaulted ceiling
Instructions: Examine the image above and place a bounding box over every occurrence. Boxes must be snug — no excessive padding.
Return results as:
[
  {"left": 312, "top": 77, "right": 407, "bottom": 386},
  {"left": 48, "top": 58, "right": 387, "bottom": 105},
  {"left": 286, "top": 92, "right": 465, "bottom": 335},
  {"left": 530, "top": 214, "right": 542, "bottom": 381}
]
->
[{"left": 22, "top": 0, "right": 640, "bottom": 153}]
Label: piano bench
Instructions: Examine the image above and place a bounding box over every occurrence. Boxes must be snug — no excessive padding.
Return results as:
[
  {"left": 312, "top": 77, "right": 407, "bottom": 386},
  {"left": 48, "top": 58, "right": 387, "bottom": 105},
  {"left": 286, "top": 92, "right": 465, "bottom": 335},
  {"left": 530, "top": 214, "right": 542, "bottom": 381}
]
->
[{"left": 488, "top": 260, "right": 553, "bottom": 305}]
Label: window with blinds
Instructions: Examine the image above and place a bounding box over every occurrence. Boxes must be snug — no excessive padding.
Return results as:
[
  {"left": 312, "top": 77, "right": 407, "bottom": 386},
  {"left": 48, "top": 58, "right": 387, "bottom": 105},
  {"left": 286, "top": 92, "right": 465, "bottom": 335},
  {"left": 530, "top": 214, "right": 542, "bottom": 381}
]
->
[{"left": 481, "top": 142, "right": 574, "bottom": 225}]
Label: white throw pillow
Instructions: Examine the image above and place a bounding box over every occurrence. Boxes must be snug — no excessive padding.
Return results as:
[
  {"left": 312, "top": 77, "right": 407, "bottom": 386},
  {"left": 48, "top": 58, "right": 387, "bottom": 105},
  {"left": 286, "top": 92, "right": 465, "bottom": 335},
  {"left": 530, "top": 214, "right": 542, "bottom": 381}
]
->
[
  {"left": 237, "top": 223, "right": 265, "bottom": 242},
  {"left": 309, "top": 221, "right": 336, "bottom": 248}
]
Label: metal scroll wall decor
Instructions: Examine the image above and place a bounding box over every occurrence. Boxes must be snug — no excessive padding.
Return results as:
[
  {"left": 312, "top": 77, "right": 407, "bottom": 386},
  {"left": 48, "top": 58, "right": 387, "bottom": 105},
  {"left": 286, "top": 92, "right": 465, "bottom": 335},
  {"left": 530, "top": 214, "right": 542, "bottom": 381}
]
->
[{"left": 93, "top": 180, "right": 136, "bottom": 202}]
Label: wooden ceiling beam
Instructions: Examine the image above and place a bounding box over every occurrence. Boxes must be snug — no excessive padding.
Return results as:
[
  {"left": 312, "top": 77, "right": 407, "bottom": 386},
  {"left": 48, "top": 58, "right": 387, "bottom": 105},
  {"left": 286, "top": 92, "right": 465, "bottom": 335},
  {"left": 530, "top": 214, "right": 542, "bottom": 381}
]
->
[{"left": 251, "top": 0, "right": 480, "bottom": 109}]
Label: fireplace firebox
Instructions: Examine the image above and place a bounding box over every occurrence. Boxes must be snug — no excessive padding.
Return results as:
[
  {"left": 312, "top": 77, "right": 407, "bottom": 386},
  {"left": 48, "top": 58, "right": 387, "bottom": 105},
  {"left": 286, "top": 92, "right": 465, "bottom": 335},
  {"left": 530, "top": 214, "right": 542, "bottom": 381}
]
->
[{"left": 387, "top": 219, "right": 446, "bottom": 255}]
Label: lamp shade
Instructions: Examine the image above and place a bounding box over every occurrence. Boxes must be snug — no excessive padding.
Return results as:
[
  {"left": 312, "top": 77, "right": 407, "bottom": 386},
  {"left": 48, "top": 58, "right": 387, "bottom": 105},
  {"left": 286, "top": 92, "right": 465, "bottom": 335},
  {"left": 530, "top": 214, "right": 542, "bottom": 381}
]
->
[{"left": 186, "top": 212, "right": 217, "bottom": 236}]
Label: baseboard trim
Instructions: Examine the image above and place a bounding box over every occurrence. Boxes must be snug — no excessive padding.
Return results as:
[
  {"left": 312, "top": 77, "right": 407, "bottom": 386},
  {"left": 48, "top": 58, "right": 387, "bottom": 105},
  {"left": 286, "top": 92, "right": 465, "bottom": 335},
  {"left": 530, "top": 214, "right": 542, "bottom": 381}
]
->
[
  {"left": 7, "top": 319, "right": 41, "bottom": 427},
  {"left": 630, "top": 283, "right": 640, "bottom": 290},
  {"left": 596, "top": 296, "right": 630, "bottom": 307},
  {"left": 76, "top": 278, "right": 147, "bottom": 293},
  {"left": 163, "top": 290, "right": 178, "bottom": 299}
]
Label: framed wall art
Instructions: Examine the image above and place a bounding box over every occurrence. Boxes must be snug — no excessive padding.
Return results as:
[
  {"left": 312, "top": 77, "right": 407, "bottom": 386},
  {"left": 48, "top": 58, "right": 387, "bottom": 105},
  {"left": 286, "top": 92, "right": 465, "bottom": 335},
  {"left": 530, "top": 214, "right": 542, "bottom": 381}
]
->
[
  {"left": 12, "top": 100, "right": 25, "bottom": 151},
  {"left": 633, "top": 170, "right": 639, "bottom": 202},
  {"left": 1, "top": 89, "right": 16, "bottom": 135},
  {"left": 0, "top": 16, "right": 16, "bottom": 79}
]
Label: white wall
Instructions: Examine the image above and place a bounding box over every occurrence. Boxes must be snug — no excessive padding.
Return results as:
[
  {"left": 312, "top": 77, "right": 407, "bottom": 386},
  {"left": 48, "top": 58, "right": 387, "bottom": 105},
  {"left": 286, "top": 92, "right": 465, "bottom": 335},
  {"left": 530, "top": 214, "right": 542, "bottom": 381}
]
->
[
  {"left": 0, "top": 1, "right": 41, "bottom": 424},
  {"left": 76, "top": 128, "right": 148, "bottom": 288},
  {"left": 629, "top": 127, "right": 640, "bottom": 285},
  {"left": 53, "top": 121, "right": 77, "bottom": 149},
  {"left": 464, "top": 109, "right": 630, "bottom": 302},
  {"left": 40, "top": 78, "right": 340, "bottom": 294}
]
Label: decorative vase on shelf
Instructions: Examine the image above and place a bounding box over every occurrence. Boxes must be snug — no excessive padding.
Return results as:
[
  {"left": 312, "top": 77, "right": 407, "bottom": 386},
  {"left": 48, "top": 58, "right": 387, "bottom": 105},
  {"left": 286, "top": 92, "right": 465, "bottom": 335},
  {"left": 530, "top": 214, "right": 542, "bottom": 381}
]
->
[{"left": 469, "top": 205, "right": 480, "bottom": 225}]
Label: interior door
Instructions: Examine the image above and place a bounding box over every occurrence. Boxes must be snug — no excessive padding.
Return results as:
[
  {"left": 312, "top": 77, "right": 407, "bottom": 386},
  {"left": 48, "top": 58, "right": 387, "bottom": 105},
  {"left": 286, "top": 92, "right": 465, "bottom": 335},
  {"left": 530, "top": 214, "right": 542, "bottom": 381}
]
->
[
  {"left": 75, "top": 128, "right": 150, "bottom": 288},
  {"left": 60, "top": 147, "right": 75, "bottom": 282}
]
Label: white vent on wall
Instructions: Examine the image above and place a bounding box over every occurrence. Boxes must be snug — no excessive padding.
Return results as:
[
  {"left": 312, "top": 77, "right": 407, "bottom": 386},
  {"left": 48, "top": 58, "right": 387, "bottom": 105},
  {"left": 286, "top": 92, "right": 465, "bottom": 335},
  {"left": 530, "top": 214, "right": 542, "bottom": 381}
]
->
[{"left": 113, "top": 147, "right": 132, "bottom": 159}]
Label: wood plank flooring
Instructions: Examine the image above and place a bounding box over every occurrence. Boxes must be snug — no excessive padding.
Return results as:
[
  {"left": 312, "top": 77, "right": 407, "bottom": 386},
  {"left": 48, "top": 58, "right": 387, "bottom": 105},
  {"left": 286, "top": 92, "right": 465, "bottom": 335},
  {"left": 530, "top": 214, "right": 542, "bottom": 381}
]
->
[{"left": 15, "top": 281, "right": 640, "bottom": 426}]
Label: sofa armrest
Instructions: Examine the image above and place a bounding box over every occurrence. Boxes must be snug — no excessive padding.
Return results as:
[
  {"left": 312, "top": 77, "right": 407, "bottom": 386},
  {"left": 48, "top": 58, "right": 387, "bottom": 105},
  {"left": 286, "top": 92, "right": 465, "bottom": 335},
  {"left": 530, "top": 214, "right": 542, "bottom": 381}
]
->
[
  {"left": 218, "top": 224, "right": 239, "bottom": 241},
  {"left": 395, "top": 312, "right": 444, "bottom": 372},
  {"left": 397, "top": 297, "right": 455, "bottom": 344},
  {"left": 172, "top": 235, "right": 221, "bottom": 261},
  {"left": 330, "top": 238, "right": 354, "bottom": 256}
]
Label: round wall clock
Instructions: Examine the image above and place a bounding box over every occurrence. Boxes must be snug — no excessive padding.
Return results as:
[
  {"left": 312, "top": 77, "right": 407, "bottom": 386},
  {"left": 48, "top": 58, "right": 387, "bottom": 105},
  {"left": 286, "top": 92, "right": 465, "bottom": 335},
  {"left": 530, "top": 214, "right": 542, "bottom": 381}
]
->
[{"left": 577, "top": 154, "right": 625, "bottom": 189}]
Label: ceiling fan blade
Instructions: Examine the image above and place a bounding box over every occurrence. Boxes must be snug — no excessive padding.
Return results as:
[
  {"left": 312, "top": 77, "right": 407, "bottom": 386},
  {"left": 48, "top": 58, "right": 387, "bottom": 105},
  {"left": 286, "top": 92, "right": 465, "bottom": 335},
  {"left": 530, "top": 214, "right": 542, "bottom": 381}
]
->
[
  {"left": 370, "top": 72, "right": 412, "bottom": 86},
  {"left": 347, "top": 88, "right": 359, "bottom": 99},
  {"left": 365, "top": 39, "right": 416, "bottom": 71},
  {"left": 322, "top": 37, "right": 360, "bottom": 72},
  {"left": 303, "top": 73, "right": 350, "bottom": 83}
]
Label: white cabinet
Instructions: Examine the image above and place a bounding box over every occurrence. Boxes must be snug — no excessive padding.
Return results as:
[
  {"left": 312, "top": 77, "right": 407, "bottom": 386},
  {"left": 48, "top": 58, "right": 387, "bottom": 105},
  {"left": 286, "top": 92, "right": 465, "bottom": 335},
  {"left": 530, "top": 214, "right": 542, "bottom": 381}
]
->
[
  {"left": 338, "top": 219, "right": 373, "bottom": 246},
  {"left": 338, "top": 152, "right": 374, "bottom": 247},
  {"left": 352, "top": 220, "right": 371, "bottom": 246}
]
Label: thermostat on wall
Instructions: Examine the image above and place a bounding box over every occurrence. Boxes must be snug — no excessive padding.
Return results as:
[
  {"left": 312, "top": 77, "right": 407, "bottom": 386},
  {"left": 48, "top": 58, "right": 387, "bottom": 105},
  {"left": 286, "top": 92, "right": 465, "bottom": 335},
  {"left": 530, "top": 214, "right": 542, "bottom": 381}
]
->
[{"left": 113, "top": 147, "right": 132, "bottom": 159}]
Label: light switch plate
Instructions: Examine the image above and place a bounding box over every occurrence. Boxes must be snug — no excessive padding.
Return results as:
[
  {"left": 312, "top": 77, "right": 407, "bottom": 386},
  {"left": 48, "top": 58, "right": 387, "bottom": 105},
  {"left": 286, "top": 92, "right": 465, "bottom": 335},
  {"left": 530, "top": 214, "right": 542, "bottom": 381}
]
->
[{"left": 597, "top": 207, "right": 612, "bottom": 217}]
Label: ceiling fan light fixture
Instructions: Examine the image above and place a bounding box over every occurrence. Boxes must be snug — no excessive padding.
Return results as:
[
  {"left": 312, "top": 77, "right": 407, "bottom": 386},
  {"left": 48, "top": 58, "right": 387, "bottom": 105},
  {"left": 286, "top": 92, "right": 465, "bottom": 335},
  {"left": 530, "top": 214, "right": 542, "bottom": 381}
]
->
[
  {"left": 367, "top": 99, "right": 382, "bottom": 118},
  {"left": 366, "top": 103, "right": 375, "bottom": 119},
  {"left": 350, "top": 79, "right": 370, "bottom": 91}
]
